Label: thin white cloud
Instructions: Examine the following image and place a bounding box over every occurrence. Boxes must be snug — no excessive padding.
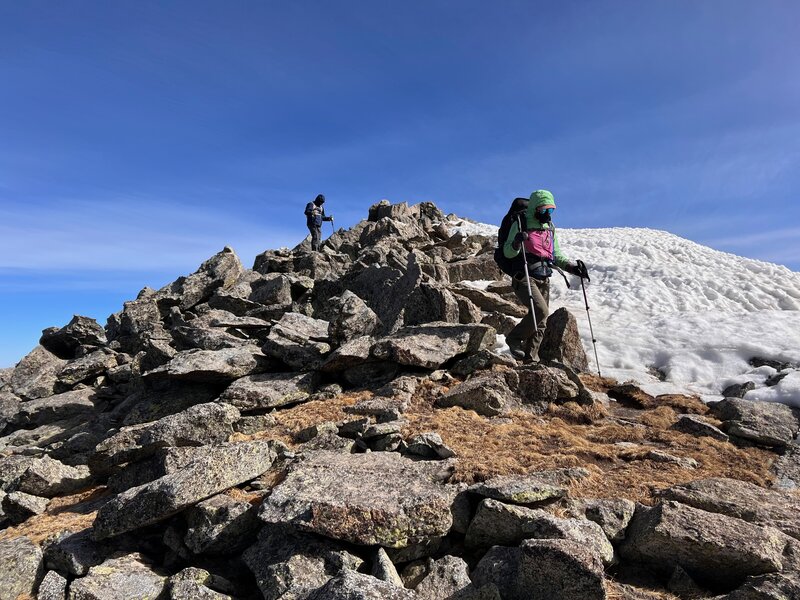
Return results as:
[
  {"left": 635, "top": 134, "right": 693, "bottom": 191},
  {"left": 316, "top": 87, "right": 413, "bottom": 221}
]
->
[{"left": 0, "top": 196, "right": 304, "bottom": 272}]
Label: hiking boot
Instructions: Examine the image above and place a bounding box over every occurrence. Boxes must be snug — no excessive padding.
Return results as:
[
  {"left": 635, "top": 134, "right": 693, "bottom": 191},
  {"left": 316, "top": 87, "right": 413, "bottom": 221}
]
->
[{"left": 506, "top": 339, "right": 527, "bottom": 360}]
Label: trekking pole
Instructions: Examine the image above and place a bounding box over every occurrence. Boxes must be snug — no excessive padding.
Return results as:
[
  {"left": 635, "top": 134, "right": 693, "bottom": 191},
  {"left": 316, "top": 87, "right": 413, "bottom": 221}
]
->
[
  {"left": 330, "top": 216, "right": 335, "bottom": 235},
  {"left": 515, "top": 214, "right": 539, "bottom": 359},
  {"left": 577, "top": 259, "right": 602, "bottom": 378}
]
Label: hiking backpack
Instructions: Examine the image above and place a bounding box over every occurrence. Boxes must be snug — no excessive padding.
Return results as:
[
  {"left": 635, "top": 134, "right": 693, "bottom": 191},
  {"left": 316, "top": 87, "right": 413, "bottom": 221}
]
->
[{"left": 493, "top": 210, "right": 527, "bottom": 276}]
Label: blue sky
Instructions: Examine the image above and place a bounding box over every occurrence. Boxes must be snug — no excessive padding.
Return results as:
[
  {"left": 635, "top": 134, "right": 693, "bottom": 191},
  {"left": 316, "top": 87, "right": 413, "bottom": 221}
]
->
[{"left": 1, "top": 1, "right": 798, "bottom": 367}]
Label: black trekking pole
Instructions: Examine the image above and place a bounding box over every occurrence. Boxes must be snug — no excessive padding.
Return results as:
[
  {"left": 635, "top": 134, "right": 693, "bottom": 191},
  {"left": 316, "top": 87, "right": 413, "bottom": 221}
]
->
[
  {"left": 576, "top": 259, "right": 601, "bottom": 378},
  {"left": 515, "top": 214, "right": 538, "bottom": 360}
]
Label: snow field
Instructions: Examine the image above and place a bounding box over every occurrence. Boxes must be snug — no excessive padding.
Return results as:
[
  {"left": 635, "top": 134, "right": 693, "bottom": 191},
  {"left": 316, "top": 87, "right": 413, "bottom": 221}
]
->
[{"left": 449, "top": 219, "right": 800, "bottom": 405}]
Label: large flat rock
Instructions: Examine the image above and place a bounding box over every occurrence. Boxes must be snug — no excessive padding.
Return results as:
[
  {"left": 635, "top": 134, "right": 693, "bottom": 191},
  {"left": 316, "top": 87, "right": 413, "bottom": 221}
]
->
[
  {"left": 371, "top": 322, "right": 496, "bottom": 369},
  {"left": 710, "top": 397, "right": 800, "bottom": 448},
  {"left": 219, "top": 372, "right": 318, "bottom": 411},
  {"left": 657, "top": 477, "right": 800, "bottom": 540},
  {"left": 93, "top": 441, "right": 277, "bottom": 539},
  {"left": 258, "top": 451, "right": 458, "bottom": 547},
  {"left": 472, "top": 538, "right": 607, "bottom": 600},
  {"left": 68, "top": 552, "right": 166, "bottom": 600},
  {"left": 91, "top": 402, "right": 240, "bottom": 473},
  {"left": 0, "top": 535, "right": 43, "bottom": 600},
  {"left": 621, "top": 500, "right": 786, "bottom": 587},
  {"left": 143, "top": 347, "right": 273, "bottom": 383}
]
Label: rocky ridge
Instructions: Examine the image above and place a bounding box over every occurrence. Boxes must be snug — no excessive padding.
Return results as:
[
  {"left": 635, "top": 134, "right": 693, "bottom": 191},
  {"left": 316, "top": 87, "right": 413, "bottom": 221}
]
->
[{"left": 0, "top": 199, "right": 798, "bottom": 599}]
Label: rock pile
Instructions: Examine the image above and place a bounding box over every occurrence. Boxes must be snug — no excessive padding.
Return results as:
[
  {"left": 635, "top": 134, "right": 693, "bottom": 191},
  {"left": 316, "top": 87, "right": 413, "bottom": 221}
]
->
[{"left": 1, "top": 200, "right": 798, "bottom": 599}]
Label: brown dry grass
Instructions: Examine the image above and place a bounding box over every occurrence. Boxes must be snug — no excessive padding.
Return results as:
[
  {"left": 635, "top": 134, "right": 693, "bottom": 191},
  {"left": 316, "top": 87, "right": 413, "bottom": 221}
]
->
[
  {"left": 231, "top": 390, "right": 372, "bottom": 447},
  {"left": 224, "top": 378, "right": 776, "bottom": 504},
  {"left": 0, "top": 486, "right": 110, "bottom": 546},
  {"left": 393, "top": 382, "right": 775, "bottom": 503}
]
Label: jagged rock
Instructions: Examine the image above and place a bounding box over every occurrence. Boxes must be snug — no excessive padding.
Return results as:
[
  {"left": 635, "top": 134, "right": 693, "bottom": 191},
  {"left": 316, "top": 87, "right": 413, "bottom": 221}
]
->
[
  {"left": 472, "top": 539, "right": 607, "bottom": 600},
  {"left": 562, "top": 497, "right": 636, "bottom": 542},
  {"left": 327, "top": 290, "right": 380, "bottom": 343},
  {"left": 68, "top": 552, "right": 166, "bottom": 600},
  {"left": 772, "top": 441, "right": 800, "bottom": 490},
  {"left": 10, "top": 345, "right": 66, "bottom": 400},
  {"left": 372, "top": 322, "right": 495, "bottom": 369},
  {"left": 15, "top": 387, "right": 99, "bottom": 427},
  {"left": 0, "top": 418, "right": 81, "bottom": 453},
  {"left": 670, "top": 414, "right": 729, "bottom": 441},
  {"left": 515, "top": 364, "right": 581, "bottom": 405},
  {"left": 468, "top": 467, "right": 589, "bottom": 505},
  {"left": 368, "top": 200, "right": 416, "bottom": 222},
  {"left": 297, "top": 421, "right": 340, "bottom": 443},
  {"left": 643, "top": 449, "right": 698, "bottom": 469},
  {"left": 371, "top": 547, "right": 404, "bottom": 586},
  {"left": 414, "top": 555, "right": 472, "bottom": 600},
  {"left": 219, "top": 372, "right": 318, "bottom": 411},
  {"left": 3, "top": 490, "right": 49, "bottom": 523},
  {"left": 156, "top": 247, "right": 243, "bottom": 310},
  {"left": 538, "top": 308, "right": 590, "bottom": 372},
  {"left": 449, "top": 350, "right": 517, "bottom": 378},
  {"left": 15, "top": 455, "right": 91, "bottom": 497},
  {"left": 144, "top": 346, "right": 273, "bottom": 383},
  {"left": 106, "top": 296, "right": 169, "bottom": 357},
  {"left": 106, "top": 445, "right": 223, "bottom": 493},
  {"left": 38, "top": 569, "right": 68, "bottom": 600},
  {"left": 184, "top": 492, "right": 260, "bottom": 555},
  {"left": 243, "top": 525, "right": 363, "bottom": 600},
  {"left": 0, "top": 536, "right": 43, "bottom": 600},
  {"left": 436, "top": 371, "right": 519, "bottom": 416},
  {"left": 261, "top": 312, "right": 331, "bottom": 369},
  {"left": 465, "top": 498, "right": 614, "bottom": 565},
  {"left": 726, "top": 571, "right": 800, "bottom": 599},
  {"left": 0, "top": 455, "right": 38, "bottom": 490},
  {"left": 300, "top": 432, "right": 357, "bottom": 453},
  {"left": 0, "top": 391, "right": 20, "bottom": 433},
  {"left": 57, "top": 349, "right": 118, "bottom": 387},
  {"left": 308, "top": 569, "right": 415, "bottom": 600},
  {"left": 446, "top": 254, "right": 504, "bottom": 282},
  {"left": 621, "top": 501, "right": 786, "bottom": 587},
  {"left": 321, "top": 335, "right": 374, "bottom": 372},
  {"left": 456, "top": 294, "right": 483, "bottom": 324},
  {"left": 93, "top": 441, "right": 277, "bottom": 539},
  {"left": 43, "top": 529, "right": 111, "bottom": 577},
  {"left": 171, "top": 325, "right": 248, "bottom": 351},
  {"left": 405, "top": 432, "right": 456, "bottom": 459},
  {"left": 403, "top": 282, "right": 461, "bottom": 327},
  {"left": 345, "top": 395, "right": 408, "bottom": 423},
  {"left": 450, "top": 284, "right": 527, "bottom": 317},
  {"left": 167, "top": 567, "right": 234, "bottom": 600},
  {"left": 657, "top": 477, "right": 800, "bottom": 540},
  {"left": 481, "top": 311, "right": 517, "bottom": 335},
  {"left": 40, "top": 315, "right": 107, "bottom": 359},
  {"left": 722, "top": 381, "right": 756, "bottom": 398},
  {"left": 234, "top": 414, "right": 276, "bottom": 435},
  {"left": 91, "top": 402, "right": 240, "bottom": 473},
  {"left": 258, "top": 451, "right": 457, "bottom": 547},
  {"left": 116, "top": 378, "right": 226, "bottom": 427},
  {"left": 710, "top": 397, "right": 800, "bottom": 448},
  {"left": 668, "top": 565, "right": 709, "bottom": 599}
]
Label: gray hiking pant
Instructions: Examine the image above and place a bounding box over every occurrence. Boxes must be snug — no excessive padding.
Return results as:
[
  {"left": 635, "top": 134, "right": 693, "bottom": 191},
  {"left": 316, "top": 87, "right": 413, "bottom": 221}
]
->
[
  {"left": 309, "top": 225, "right": 322, "bottom": 251},
  {"left": 507, "top": 274, "right": 550, "bottom": 359}
]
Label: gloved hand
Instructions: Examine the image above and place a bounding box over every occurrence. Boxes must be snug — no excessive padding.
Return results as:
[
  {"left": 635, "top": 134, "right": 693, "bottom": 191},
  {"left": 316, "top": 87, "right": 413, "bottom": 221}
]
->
[
  {"left": 512, "top": 231, "right": 529, "bottom": 250},
  {"left": 574, "top": 260, "right": 590, "bottom": 281}
]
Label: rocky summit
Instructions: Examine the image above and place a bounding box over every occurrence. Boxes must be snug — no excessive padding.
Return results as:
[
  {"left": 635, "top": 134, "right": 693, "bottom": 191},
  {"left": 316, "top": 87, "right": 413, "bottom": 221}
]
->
[{"left": 1, "top": 199, "right": 799, "bottom": 599}]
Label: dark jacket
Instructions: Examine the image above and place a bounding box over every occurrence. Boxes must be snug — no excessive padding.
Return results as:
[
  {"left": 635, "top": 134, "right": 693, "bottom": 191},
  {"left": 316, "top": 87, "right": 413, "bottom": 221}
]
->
[{"left": 305, "top": 202, "right": 330, "bottom": 228}]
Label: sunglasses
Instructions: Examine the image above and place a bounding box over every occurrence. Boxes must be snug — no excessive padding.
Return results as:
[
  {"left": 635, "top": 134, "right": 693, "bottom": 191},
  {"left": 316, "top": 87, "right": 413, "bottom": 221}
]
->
[{"left": 537, "top": 208, "right": 554, "bottom": 215}]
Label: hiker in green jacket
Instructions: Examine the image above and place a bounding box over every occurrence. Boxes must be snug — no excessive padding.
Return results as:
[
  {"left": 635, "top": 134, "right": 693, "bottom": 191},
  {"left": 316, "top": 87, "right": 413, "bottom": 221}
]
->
[{"left": 503, "top": 190, "right": 588, "bottom": 361}]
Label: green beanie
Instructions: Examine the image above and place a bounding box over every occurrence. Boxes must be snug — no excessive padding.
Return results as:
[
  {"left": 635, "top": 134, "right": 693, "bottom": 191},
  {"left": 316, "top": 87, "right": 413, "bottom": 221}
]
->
[{"left": 529, "top": 189, "right": 556, "bottom": 209}]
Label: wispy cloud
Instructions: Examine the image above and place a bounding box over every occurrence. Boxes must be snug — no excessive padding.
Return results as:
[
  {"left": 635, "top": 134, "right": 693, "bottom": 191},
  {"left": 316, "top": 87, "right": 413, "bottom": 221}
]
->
[{"left": 0, "top": 196, "right": 303, "bottom": 273}]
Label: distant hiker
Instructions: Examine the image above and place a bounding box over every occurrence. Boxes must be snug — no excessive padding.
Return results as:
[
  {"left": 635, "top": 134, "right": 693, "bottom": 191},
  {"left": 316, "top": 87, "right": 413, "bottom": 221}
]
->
[
  {"left": 305, "top": 194, "right": 333, "bottom": 252},
  {"left": 501, "top": 190, "right": 589, "bottom": 361}
]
